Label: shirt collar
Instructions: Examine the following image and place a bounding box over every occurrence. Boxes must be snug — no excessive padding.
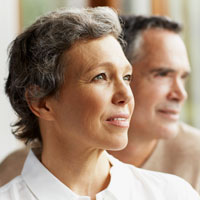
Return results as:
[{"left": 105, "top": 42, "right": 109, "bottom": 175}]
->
[
  {"left": 105, "top": 153, "right": 137, "bottom": 199},
  {"left": 21, "top": 150, "right": 134, "bottom": 200}
]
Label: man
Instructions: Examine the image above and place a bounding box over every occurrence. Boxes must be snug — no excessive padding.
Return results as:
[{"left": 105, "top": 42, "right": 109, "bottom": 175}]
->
[{"left": 109, "top": 15, "right": 200, "bottom": 193}]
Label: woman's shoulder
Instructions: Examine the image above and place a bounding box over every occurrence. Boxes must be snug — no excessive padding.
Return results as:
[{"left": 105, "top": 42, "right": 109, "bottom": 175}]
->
[{"left": 107, "top": 153, "right": 200, "bottom": 199}]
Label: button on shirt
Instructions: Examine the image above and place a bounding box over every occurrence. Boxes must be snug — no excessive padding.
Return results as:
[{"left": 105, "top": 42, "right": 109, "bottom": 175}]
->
[{"left": 0, "top": 150, "right": 200, "bottom": 200}]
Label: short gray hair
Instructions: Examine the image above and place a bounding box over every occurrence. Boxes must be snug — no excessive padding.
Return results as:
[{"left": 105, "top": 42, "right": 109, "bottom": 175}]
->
[
  {"left": 5, "top": 7, "right": 124, "bottom": 144},
  {"left": 120, "top": 15, "right": 182, "bottom": 64}
]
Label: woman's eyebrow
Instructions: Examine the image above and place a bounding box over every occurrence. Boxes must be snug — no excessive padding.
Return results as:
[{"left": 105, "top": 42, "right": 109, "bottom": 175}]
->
[{"left": 84, "top": 62, "right": 132, "bottom": 74}]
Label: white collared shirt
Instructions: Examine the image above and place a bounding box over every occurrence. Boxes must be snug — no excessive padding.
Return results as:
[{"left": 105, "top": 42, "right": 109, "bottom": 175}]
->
[{"left": 0, "top": 150, "right": 199, "bottom": 200}]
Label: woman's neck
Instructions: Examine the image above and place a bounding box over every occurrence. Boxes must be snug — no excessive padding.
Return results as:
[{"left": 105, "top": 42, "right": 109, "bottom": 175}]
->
[{"left": 41, "top": 143, "right": 111, "bottom": 199}]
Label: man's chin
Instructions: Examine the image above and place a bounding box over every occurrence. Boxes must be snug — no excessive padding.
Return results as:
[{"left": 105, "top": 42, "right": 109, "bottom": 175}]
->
[{"left": 158, "top": 122, "right": 179, "bottom": 139}]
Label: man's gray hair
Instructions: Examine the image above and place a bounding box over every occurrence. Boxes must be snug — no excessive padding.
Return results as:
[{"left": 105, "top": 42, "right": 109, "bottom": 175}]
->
[
  {"left": 5, "top": 7, "right": 123, "bottom": 144},
  {"left": 120, "top": 15, "right": 182, "bottom": 64}
]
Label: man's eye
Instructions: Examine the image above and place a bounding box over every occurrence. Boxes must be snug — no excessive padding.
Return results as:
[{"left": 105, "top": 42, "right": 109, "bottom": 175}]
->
[
  {"left": 92, "top": 73, "right": 107, "bottom": 81},
  {"left": 181, "top": 73, "right": 189, "bottom": 80},
  {"left": 156, "top": 71, "right": 169, "bottom": 77},
  {"left": 123, "top": 74, "right": 132, "bottom": 82}
]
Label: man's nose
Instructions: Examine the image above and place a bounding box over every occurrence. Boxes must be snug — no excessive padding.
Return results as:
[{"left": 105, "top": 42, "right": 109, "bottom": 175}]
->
[
  {"left": 111, "top": 80, "right": 134, "bottom": 106},
  {"left": 168, "top": 78, "right": 188, "bottom": 103}
]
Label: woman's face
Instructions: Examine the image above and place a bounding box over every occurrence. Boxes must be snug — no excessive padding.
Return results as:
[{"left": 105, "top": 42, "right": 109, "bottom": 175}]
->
[{"left": 48, "top": 35, "right": 134, "bottom": 151}]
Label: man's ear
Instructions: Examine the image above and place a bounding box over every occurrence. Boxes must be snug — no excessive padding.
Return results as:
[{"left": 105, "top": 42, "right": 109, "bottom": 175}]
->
[{"left": 25, "top": 89, "right": 55, "bottom": 121}]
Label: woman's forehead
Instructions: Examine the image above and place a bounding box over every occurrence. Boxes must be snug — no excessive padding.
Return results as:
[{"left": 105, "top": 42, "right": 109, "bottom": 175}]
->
[{"left": 62, "top": 35, "right": 129, "bottom": 74}]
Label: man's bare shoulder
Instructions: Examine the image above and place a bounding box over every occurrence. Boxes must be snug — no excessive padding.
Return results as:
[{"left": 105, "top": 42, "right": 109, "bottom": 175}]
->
[
  {"left": 170, "top": 122, "right": 200, "bottom": 150},
  {"left": 143, "top": 122, "right": 200, "bottom": 192},
  {"left": 0, "top": 148, "right": 28, "bottom": 187},
  {"left": 160, "top": 122, "right": 200, "bottom": 154},
  {"left": 179, "top": 122, "right": 200, "bottom": 136}
]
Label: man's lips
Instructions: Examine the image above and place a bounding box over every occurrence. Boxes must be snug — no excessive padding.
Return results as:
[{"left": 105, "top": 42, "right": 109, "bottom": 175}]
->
[
  {"left": 106, "top": 114, "right": 130, "bottom": 128},
  {"left": 157, "top": 109, "right": 180, "bottom": 121}
]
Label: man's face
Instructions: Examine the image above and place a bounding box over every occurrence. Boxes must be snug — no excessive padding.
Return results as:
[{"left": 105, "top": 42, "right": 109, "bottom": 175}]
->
[
  {"left": 47, "top": 35, "right": 134, "bottom": 151},
  {"left": 129, "top": 29, "right": 190, "bottom": 140}
]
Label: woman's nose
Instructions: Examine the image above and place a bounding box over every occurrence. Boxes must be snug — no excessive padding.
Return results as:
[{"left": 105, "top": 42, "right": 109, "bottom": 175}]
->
[{"left": 112, "top": 80, "right": 134, "bottom": 106}]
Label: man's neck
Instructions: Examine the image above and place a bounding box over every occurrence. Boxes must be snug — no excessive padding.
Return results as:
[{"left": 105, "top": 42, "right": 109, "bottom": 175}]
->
[{"left": 108, "top": 135, "right": 158, "bottom": 167}]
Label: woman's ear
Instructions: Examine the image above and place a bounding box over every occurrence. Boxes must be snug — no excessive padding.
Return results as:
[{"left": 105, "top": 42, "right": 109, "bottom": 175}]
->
[{"left": 25, "top": 89, "right": 55, "bottom": 121}]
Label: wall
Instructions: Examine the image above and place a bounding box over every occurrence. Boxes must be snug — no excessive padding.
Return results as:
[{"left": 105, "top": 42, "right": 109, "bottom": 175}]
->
[{"left": 0, "top": 0, "right": 24, "bottom": 162}]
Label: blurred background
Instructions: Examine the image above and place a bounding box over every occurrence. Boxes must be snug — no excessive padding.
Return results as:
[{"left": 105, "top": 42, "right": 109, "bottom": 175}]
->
[{"left": 0, "top": 0, "right": 200, "bottom": 162}]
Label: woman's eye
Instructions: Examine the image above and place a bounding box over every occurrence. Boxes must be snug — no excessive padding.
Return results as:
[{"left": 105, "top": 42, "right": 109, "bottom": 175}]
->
[
  {"left": 92, "top": 73, "right": 107, "bottom": 81},
  {"left": 123, "top": 74, "right": 132, "bottom": 82}
]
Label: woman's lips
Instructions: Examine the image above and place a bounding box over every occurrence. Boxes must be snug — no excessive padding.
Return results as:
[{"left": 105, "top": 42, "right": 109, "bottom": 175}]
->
[{"left": 106, "top": 114, "right": 130, "bottom": 128}]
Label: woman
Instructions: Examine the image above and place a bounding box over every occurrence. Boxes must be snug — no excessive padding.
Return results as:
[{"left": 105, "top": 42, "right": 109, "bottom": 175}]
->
[{"left": 1, "top": 7, "right": 199, "bottom": 200}]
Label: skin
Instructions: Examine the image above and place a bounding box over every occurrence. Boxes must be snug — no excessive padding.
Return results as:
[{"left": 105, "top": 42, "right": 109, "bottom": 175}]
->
[
  {"left": 28, "top": 35, "right": 134, "bottom": 199},
  {"left": 109, "top": 29, "right": 191, "bottom": 167}
]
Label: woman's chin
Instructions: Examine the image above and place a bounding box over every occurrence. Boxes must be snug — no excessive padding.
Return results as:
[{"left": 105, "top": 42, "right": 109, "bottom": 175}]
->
[{"left": 107, "top": 136, "right": 128, "bottom": 151}]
